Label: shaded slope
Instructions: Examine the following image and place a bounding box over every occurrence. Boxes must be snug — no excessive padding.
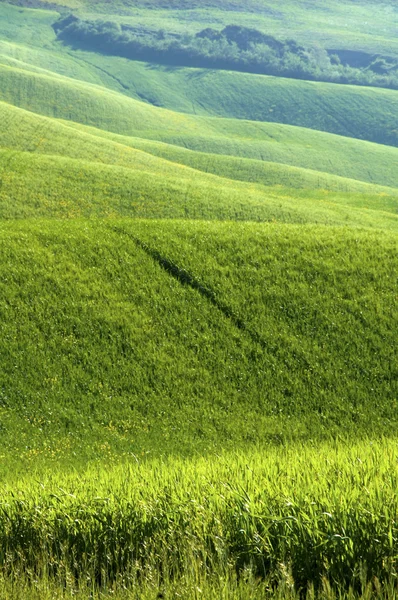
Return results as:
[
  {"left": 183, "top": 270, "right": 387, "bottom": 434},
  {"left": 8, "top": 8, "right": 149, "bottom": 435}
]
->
[
  {"left": 2, "top": 35, "right": 398, "bottom": 148},
  {"left": 70, "top": 57, "right": 398, "bottom": 147}
]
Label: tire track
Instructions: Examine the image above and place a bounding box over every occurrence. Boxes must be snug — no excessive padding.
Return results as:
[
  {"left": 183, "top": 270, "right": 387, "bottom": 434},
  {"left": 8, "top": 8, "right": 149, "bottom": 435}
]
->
[{"left": 109, "top": 225, "right": 267, "bottom": 349}]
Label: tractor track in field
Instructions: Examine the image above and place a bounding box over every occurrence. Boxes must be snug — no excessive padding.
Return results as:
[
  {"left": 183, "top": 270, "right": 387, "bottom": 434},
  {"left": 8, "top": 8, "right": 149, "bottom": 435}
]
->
[
  {"left": 109, "top": 225, "right": 267, "bottom": 349},
  {"left": 65, "top": 52, "right": 130, "bottom": 92}
]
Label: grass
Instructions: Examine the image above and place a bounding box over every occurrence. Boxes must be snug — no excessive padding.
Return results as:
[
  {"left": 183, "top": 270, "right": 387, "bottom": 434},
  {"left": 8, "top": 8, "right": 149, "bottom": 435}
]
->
[
  {"left": 1, "top": 441, "right": 398, "bottom": 597},
  {"left": 63, "top": 54, "right": 398, "bottom": 147},
  {"left": 2, "top": 67, "right": 398, "bottom": 189},
  {"left": 2, "top": 4, "right": 398, "bottom": 148},
  {"left": 1, "top": 2, "right": 398, "bottom": 596},
  {"left": 0, "top": 219, "right": 396, "bottom": 475},
  {"left": 60, "top": 118, "right": 398, "bottom": 199},
  {"left": 17, "top": 0, "right": 396, "bottom": 58},
  {"left": 78, "top": 1, "right": 398, "bottom": 60},
  {"left": 0, "top": 3, "right": 56, "bottom": 48},
  {"left": 1, "top": 99, "right": 398, "bottom": 228},
  {"left": 2, "top": 141, "right": 398, "bottom": 228}
]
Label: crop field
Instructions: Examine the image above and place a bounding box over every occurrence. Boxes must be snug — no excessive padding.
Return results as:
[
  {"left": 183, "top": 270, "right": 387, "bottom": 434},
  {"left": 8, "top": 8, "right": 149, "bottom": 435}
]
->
[
  {"left": 0, "top": 440, "right": 398, "bottom": 599},
  {"left": 0, "top": 219, "right": 396, "bottom": 468},
  {"left": 62, "top": 56, "right": 398, "bottom": 146},
  {"left": 9, "top": 0, "right": 395, "bottom": 57},
  {"left": 2, "top": 45, "right": 398, "bottom": 149},
  {"left": 3, "top": 89, "right": 398, "bottom": 190},
  {"left": 0, "top": 0, "right": 398, "bottom": 597}
]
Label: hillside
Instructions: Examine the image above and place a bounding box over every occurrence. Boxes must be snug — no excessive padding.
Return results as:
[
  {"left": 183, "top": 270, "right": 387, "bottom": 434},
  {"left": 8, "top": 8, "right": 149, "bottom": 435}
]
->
[
  {"left": 52, "top": 15, "right": 398, "bottom": 91},
  {"left": 2, "top": 4, "right": 398, "bottom": 147},
  {"left": 2, "top": 68, "right": 398, "bottom": 189},
  {"left": 0, "top": 0, "right": 397, "bottom": 463},
  {"left": 1, "top": 219, "right": 396, "bottom": 472},
  {"left": 1, "top": 101, "right": 398, "bottom": 226},
  {"left": 6, "top": 0, "right": 397, "bottom": 58},
  {"left": 1, "top": 0, "right": 398, "bottom": 597},
  {"left": 67, "top": 58, "right": 398, "bottom": 147}
]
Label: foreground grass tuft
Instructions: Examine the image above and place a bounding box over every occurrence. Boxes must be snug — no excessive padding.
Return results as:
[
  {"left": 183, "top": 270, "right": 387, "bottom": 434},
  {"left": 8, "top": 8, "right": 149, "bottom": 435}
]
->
[{"left": 1, "top": 441, "right": 398, "bottom": 597}]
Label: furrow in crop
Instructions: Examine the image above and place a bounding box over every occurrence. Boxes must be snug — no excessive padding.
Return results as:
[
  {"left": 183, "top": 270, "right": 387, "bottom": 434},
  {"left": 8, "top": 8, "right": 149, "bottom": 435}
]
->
[{"left": 110, "top": 225, "right": 268, "bottom": 349}]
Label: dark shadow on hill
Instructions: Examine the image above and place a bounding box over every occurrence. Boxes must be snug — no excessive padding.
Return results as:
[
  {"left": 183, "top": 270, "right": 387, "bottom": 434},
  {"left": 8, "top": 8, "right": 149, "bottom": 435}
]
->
[
  {"left": 111, "top": 226, "right": 268, "bottom": 350},
  {"left": 52, "top": 15, "right": 398, "bottom": 92}
]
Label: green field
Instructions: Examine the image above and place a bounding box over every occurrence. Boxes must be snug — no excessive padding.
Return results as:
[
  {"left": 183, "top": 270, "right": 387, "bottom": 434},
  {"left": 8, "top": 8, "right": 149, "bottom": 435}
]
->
[
  {"left": 0, "top": 219, "right": 397, "bottom": 597},
  {"left": 0, "top": 0, "right": 398, "bottom": 597},
  {"left": 3, "top": 79, "right": 398, "bottom": 190},
  {"left": 1, "top": 441, "right": 398, "bottom": 599},
  {"left": 1, "top": 104, "right": 398, "bottom": 227},
  {"left": 0, "top": 219, "right": 396, "bottom": 471},
  {"left": 2, "top": 3, "right": 398, "bottom": 147},
  {"left": 6, "top": 0, "right": 395, "bottom": 58}
]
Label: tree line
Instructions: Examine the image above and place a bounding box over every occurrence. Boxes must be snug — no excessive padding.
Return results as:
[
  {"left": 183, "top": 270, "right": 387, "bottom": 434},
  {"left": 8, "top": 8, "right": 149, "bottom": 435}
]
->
[{"left": 54, "top": 15, "right": 398, "bottom": 90}]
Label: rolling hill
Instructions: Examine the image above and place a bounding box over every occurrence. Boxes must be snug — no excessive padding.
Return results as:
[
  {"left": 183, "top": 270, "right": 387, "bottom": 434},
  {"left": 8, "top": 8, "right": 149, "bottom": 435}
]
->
[
  {"left": 0, "top": 0, "right": 398, "bottom": 597},
  {"left": 1, "top": 100, "right": 398, "bottom": 226},
  {"left": 1, "top": 219, "right": 397, "bottom": 469},
  {"left": 2, "top": 68, "right": 398, "bottom": 189},
  {"left": 7, "top": 0, "right": 395, "bottom": 59},
  {"left": 0, "top": 0, "right": 397, "bottom": 464},
  {"left": 1, "top": 3, "right": 398, "bottom": 147}
]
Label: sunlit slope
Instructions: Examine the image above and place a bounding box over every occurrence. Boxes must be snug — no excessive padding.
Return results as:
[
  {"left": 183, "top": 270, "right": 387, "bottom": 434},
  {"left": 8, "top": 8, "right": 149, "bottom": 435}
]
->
[
  {"left": 2, "top": 38, "right": 398, "bottom": 147},
  {"left": 58, "top": 54, "right": 398, "bottom": 148},
  {"left": 63, "top": 121, "right": 398, "bottom": 198},
  {"left": 0, "top": 41, "right": 111, "bottom": 84},
  {"left": 3, "top": 148, "right": 398, "bottom": 228},
  {"left": 2, "top": 67, "right": 398, "bottom": 188},
  {"left": 1, "top": 102, "right": 398, "bottom": 226},
  {"left": 0, "top": 219, "right": 396, "bottom": 464},
  {"left": 2, "top": 100, "right": 398, "bottom": 197},
  {"left": 0, "top": 3, "right": 56, "bottom": 48}
]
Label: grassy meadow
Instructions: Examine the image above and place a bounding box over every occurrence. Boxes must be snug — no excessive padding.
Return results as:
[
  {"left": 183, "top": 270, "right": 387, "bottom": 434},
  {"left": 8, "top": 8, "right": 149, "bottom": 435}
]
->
[
  {"left": 2, "top": 44, "right": 398, "bottom": 148},
  {"left": 0, "top": 0, "right": 398, "bottom": 597},
  {"left": 11, "top": 0, "right": 397, "bottom": 58},
  {"left": 1, "top": 219, "right": 396, "bottom": 470},
  {"left": 2, "top": 3, "right": 398, "bottom": 147},
  {"left": 0, "top": 218, "right": 397, "bottom": 596},
  {"left": 2, "top": 89, "right": 398, "bottom": 189}
]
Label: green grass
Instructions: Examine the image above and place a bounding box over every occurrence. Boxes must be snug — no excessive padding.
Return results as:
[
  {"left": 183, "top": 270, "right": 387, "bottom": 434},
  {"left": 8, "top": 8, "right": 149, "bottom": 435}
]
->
[
  {"left": 2, "top": 66, "right": 398, "bottom": 189},
  {"left": 35, "top": 0, "right": 398, "bottom": 58},
  {"left": 0, "top": 219, "right": 396, "bottom": 474},
  {"left": 1, "top": 441, "right": 398, "bottom": 598},
  {"left": 62, "top": 54, "right": 398, "bottom": 147},
  {"left": 79, "top": 2, "right": 398, "bottom": 60},
  {"left": 0, "top": 3, "right": 56, "bottom": 48},
  {"left": 4, "top": 49, "right": 398, "bottom": 226},
  {"left": 0, "top": 40, "right": 113, "bottom": 84},
  {"left": 1, "top": 99, "right": 398, "bottom": 229},
  {"left": 1, "top": 119, "right": 398, "bottom": 227},
  {"left": 1, "top": 2, "right": 398, "bottom": 596},
  {"left": 3, "top": 0, "right": 398, "bottom": 62},
  {"left": 2, "top": 4, "right": 398, "bottom": 148},
  {"left": 60, "top": 118, "right": 398, "bottom": 199}
]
